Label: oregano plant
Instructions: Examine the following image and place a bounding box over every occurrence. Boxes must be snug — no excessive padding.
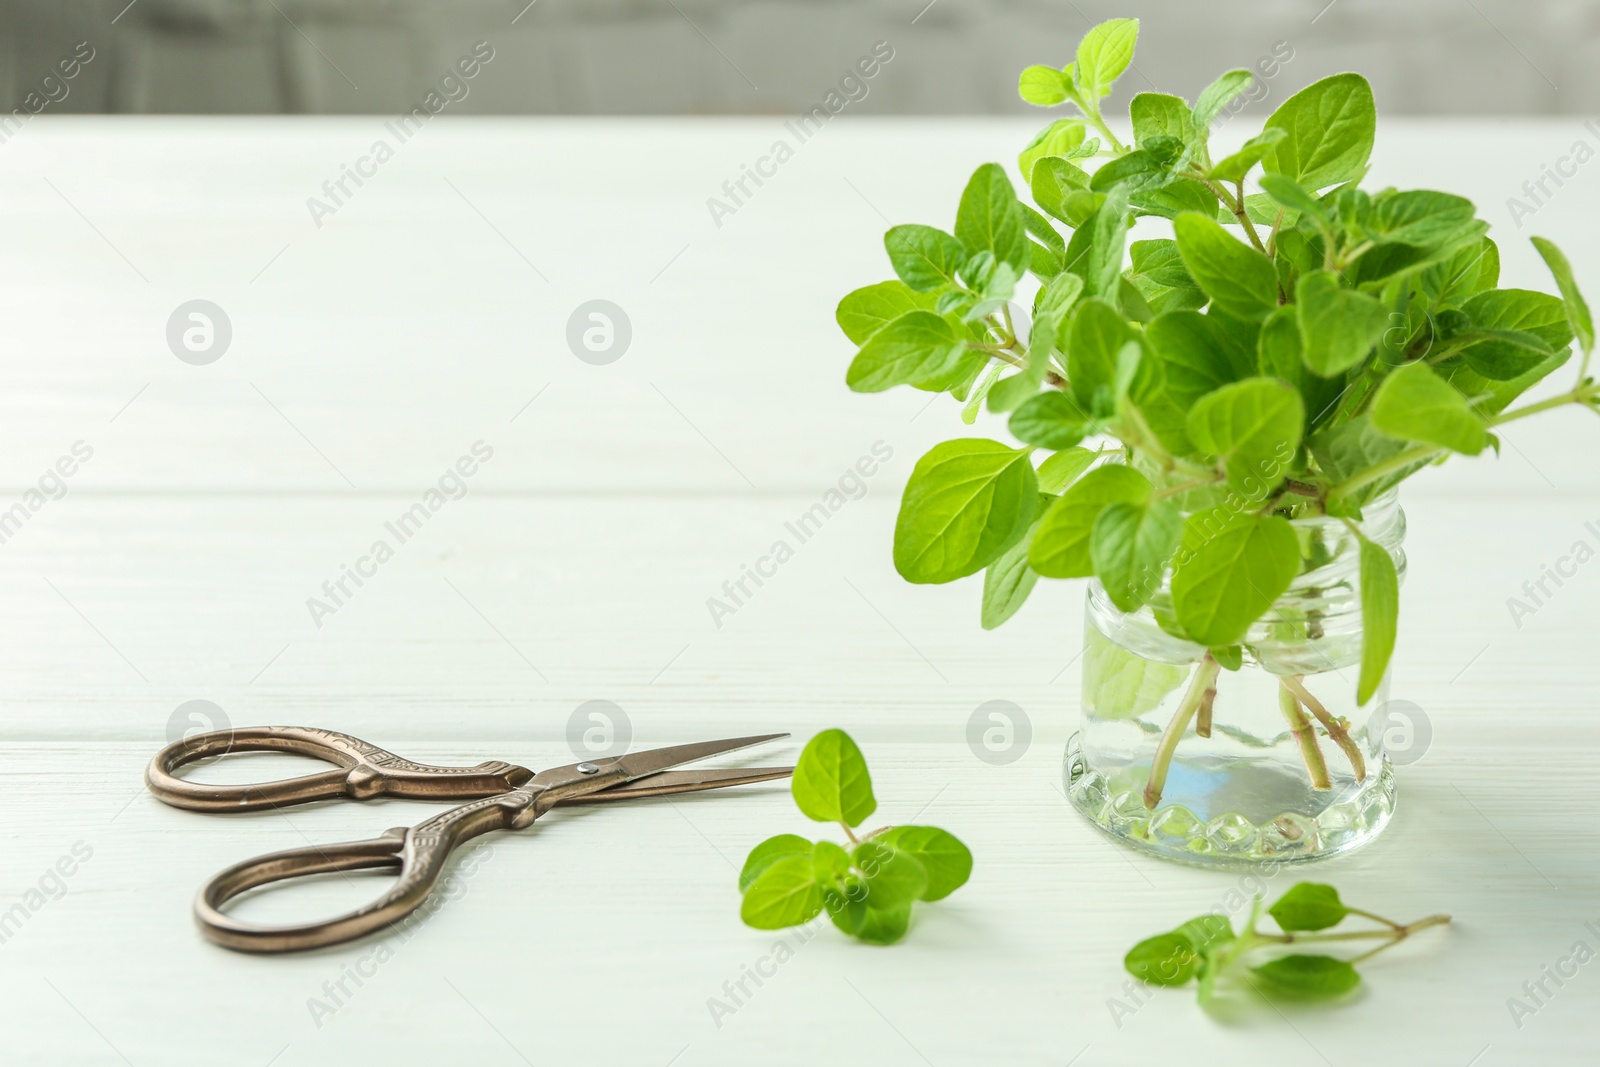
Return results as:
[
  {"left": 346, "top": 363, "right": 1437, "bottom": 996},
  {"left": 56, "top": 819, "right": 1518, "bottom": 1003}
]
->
[
  {"left": 838, "top": 17, "right": 1598, "bottom": 802},
  {"left": 738, "top": 729, "right": 972, "bottom": 945},
  {"left": 1124, "top": 882, "right": 1450, "bottom": 1008}
]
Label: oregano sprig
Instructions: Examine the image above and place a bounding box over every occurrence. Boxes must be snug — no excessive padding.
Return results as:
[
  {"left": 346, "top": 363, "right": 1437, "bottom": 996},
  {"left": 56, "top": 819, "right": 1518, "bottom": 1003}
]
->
[
  {"left": 738, "top": 730, "right": 972, "bottom": 945},
  {"left": 1124, "top": 882, "right": 1450, "bottom": 1008}
]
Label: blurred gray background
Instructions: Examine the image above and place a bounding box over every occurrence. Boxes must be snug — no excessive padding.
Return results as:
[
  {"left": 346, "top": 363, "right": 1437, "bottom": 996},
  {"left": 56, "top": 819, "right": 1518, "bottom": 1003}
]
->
[{"left": 1, "top": 0, "right": 1595, "bottom": 115}]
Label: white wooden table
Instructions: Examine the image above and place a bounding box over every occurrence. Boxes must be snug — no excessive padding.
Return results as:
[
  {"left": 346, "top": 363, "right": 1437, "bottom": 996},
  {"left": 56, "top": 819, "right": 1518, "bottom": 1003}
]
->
[{"left": 1, "top": 116, "right": 1597, "bottom": 1067}]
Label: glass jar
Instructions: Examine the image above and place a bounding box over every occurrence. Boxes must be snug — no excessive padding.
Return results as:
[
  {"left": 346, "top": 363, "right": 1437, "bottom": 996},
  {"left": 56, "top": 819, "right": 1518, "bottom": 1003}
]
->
[{"left": 1064, "top": 491, "right": 1406, "bottom": 867}]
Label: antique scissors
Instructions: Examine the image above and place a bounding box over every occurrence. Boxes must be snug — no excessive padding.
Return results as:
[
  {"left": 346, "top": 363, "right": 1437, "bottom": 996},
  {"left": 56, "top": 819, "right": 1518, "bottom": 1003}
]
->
[{"left": 146, "top": 726, "right": 792, "bottom": 954}]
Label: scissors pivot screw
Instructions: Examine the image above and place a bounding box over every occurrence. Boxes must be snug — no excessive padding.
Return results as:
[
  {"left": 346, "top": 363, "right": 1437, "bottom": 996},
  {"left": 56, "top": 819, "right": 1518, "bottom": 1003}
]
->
[{"left": 576, "top": 762, "right": 600, "bottom": 774}]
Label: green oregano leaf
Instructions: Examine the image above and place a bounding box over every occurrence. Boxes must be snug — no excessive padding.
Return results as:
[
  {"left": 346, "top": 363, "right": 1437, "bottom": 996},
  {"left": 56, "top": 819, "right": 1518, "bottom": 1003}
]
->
[
  {"left": 1152, "top": 316, "right": 1244, "bottom": 403},
  {"left": 851, "top": 839, "right": 929, "bottom": 912},
  {"left": 1261, "top": 73, "right": 1376, "bottom": 190},
  {"left": 1531, "top": 236, "right": 1595, "bottom": 356},
  {"left": 893, "top": 440, "right": 1039, "bottom": 583},
  {"left": 1209, "top": 644, "right": 1244, "bottom": 671},
  {"left": 1192, "top": 68, "right": 1253, "bottom": 129},
  {"left": 875, "top": 826, "right": 974, "bottom": 901},
  {"left": 1089, "top": 498, "right": 1182, "bottom": 612},
  {"left": 1257, "top": 172, "right": 1331, "bottom": 225},
  {"left": 1125, "top": 933, "right": 1201, "bottom": 987},
  {"left": 1031, "top": 157, "right": 1092, "bottom": 225},
  {"left": 1030, "top": 465, "right": 1153, "bottom": 579},
  {"left": 1267, "top": 883, "right": 1349, "bottom": 932},
  {"left": 811, "top": 840, "right": 852, "bottom": 884},
  {"left": 738, "top": 834, "right": 814, "bottom": 892},
  {"left": 1034, "top": 446, "right": 1098, "bottom": 493},
  {"left": 740, "top": 855, "right": 823, "bottom": 930},
  {"left": 845, "top": 310, "right": 976, "bottom": 394},
  {"left": 1066, "top": 296, "right": 1138, "bottom": 413},
  {"left": 1173, "top": 914, "right": 1237, "bottom": 955},
  {"left": 955, "top": 163, "right": 1030, "bottom": 275},
  {"left": 1250, "top": 955, "right": 1362, "bottom": 999},
  {"left": 1086, "top": 188, "right": 1133, "bottom": 299},
  {"left": 1018, "top": 118, "right": 1088, "bottom": 181},
  {"left": 829, "top": 887, "right": 913, "bottom": 945},
  {"left": 1186, "top": 377, "right": 1304, "bottom": 501},
  {"left": 1370, "top": 362, "right": 1487, "bottom": 455},
  {"left": 1295, "top": 271, "right": 1388, "bottom": 376},
  {"left": 1034, "top": 270, "right": 1087, "bottom": 319},
  {"left": 1009, "top": 391, "right": 1095, "bottom": 450},
  {"left": 1365, "top": 189, "right": 1477, "bottom": 247},
  {"left": 1171, "top": 513, "right": 1300, "bottom": 647},
  {"left": 836, "top": 281, "right": 937, "bottom": 345},
  {"left": 1018, "top": 65, "right": 1071, "bottom": 106},
  {"left": 884, "top": 224, "right": 965, "bottom": 291},
  {"left": 980, "top": 514, "right": 1042, "bottom": 630},
  {"left": 1074, "top": 17, "right": 1139, "bottom": 99},
  {"left": 1459, "top": 288, "right": 1573, "bottom": 380},
  {"left": 1130, "top": 92, "right": 1194, "bottom": 146},
  {"left": 1356, "top": 536, "right": 1399, "bottom": 704},
  {"left": 791, "top": 729, "right": 876, "bottom": 827},
  {"left": 1173, "top": 212, "right": 1278, "bottom": 322},
  {"left": 1128, "top": 239, "right": 1206, "bottom": 314},
  {"left": 1082, "top": 627, "right": 1187, "bottom": 718}
]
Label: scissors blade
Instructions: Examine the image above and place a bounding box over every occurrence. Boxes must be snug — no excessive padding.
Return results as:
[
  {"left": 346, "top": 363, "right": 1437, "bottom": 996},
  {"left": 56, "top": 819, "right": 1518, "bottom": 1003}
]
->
[
  {"left": 532, "top": 733, "right": 790, "bottom": 800},
  {"left": 553, "top": 765, "right": 794, "bottom": 805},
  {"left": 606, "top": 733, "right": 790, "bottom": 782}
]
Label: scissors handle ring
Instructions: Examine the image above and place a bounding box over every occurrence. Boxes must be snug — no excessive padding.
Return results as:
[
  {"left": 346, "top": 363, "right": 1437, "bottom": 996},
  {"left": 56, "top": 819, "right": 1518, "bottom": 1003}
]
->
[
  {"left": 147, "top": 726, "right": 534, "bottom": 812},
  {"left": 195, "top": 789, "right": 540, "bottom": 952}
]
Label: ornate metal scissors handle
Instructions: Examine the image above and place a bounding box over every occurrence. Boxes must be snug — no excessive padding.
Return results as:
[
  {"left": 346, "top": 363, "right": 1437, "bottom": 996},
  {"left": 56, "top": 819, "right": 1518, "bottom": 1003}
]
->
[
  {"left": 196, "top": 787, "right": 547, "bottom": 953},
  {"left": 147, "top": 726, "right": 533, "bottom": 812},
  {"left": 191, "top": 758, "right": 653, "bottom": 953}
]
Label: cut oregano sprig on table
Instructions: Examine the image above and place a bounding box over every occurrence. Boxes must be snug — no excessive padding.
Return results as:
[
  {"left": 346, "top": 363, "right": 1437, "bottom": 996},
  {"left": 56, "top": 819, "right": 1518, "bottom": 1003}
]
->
[
  {"left": 1124, "top": 882, "right": 1450, "bottom": 1009},
  {"left": 838, "top": 15, "right": 1600, "bottom": 807},
  {"left": 738, "top": 730, "right": 972, "bottom": 945}
]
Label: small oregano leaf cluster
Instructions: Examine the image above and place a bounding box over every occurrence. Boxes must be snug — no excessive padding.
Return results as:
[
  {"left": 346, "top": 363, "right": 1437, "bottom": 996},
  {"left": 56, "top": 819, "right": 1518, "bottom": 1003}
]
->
[
  {"left": 1124, "top": 882, "right": 1450, "bottom": 1008},
  {"left": 738, "top": 730, "right": 972, "bottom": 945},
  {"left": 838, "top": 17, "right": 1600, "bottom": 721}
]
